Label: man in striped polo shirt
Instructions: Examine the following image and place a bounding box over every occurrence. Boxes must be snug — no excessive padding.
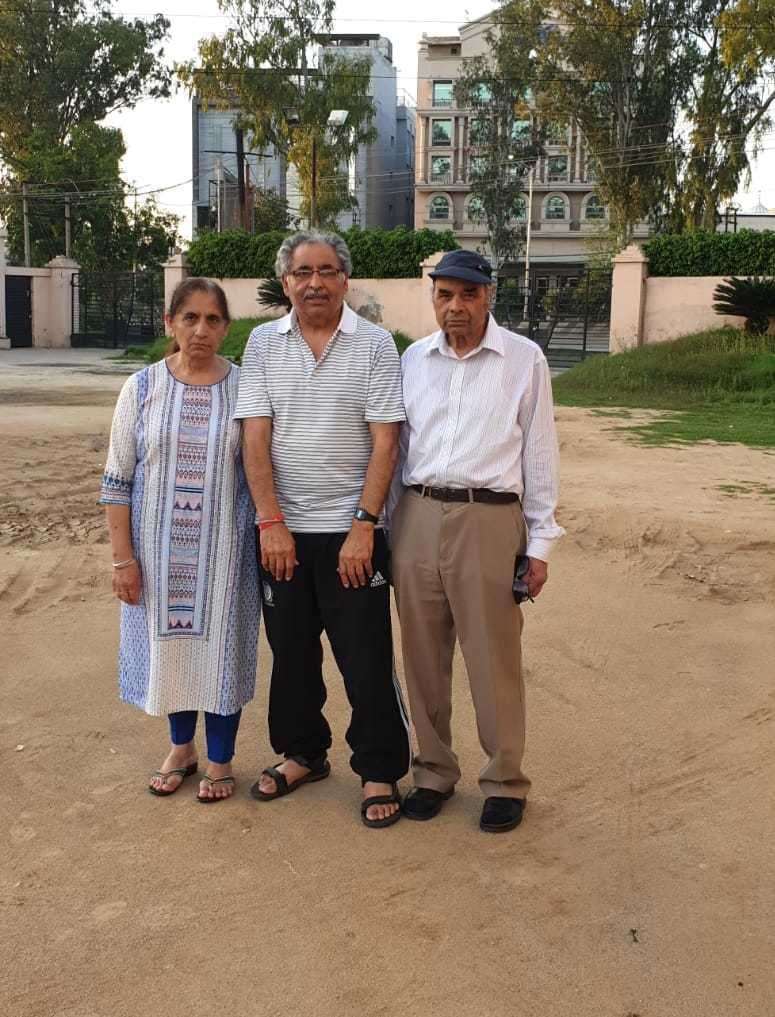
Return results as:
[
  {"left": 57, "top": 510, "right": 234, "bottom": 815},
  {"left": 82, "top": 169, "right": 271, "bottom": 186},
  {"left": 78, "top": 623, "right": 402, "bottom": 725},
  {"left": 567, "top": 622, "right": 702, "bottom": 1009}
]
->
[
  {"left": 234, "top": 231, "right": 410, "bottom": 828},
  {"left": 390, "top": 249, "right": 564, "bottom": 833}
]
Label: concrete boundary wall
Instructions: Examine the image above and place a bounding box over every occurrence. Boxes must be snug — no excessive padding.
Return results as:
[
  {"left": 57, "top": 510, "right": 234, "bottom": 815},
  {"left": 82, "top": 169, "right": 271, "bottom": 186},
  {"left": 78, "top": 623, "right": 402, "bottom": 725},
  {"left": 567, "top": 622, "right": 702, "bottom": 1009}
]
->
[
  {"left": 164, "top": 251, "right": 445, "bottom": 340},
  {"left": 610, "top": 243, "right": 750, "bottom": 352},
  {"left": 0, "top": 228, "right": 78, "bottom": 348}
]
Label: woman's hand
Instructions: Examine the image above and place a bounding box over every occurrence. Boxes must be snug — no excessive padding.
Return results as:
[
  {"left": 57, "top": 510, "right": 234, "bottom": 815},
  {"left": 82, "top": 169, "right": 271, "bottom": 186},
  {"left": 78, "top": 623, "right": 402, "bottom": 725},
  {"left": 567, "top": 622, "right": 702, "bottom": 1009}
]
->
[{"left": 112, "top": 561, "right": 142, "bottom": 604}]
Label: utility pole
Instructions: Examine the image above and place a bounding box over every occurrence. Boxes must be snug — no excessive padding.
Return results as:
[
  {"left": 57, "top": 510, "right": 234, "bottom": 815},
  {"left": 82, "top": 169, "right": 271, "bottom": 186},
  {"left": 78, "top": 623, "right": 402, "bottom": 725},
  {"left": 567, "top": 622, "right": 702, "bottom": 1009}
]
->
[
  {"left": 235, "top": 127, "right": 247, "bottom": 230},
  {"left": 216, "top": 157, "right": 223, "bottom": 232},
  {"left": 522, "top": 167, "right": 534, "bottom": 322},
  {"left": 22, "top": 182, "right": 31, "bottom": 267},
  {"left": 64, "top": 195, "right": 72, "bottom": 259},
  {"left": 310, "top": 135, "right": 318, "bottom": 229}
]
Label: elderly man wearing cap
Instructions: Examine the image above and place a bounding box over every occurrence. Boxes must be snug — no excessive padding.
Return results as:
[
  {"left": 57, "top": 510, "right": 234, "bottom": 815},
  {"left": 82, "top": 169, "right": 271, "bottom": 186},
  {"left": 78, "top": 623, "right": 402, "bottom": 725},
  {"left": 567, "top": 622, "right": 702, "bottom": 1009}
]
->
[{"left": 389, "top": 249, "right": 564, "bottom": 833}]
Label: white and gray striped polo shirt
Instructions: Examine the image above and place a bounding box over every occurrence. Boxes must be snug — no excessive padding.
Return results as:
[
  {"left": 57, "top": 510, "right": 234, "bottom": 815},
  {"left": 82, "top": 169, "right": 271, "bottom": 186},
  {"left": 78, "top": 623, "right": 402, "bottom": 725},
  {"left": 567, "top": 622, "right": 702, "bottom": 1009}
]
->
[{"left": 234, "top": 303, "right": 405, "bottom": 532}]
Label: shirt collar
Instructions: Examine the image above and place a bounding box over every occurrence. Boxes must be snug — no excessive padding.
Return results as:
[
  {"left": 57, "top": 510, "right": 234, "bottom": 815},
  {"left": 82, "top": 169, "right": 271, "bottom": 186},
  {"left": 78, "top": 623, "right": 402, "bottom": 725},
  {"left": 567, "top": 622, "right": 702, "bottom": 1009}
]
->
[
  {"left": 276, "top": 302, "right": 358, "bottom": 336},
  {"left": 426, "top": 314, "right": 504, "bottom": 359}
]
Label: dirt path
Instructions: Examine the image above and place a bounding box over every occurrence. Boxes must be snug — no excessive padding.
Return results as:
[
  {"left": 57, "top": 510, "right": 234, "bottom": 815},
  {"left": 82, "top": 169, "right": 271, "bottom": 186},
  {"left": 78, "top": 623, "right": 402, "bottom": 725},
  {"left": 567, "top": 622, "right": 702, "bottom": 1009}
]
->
[{"left": 2, "top": 353, "right": 774, "bottom": 1017}]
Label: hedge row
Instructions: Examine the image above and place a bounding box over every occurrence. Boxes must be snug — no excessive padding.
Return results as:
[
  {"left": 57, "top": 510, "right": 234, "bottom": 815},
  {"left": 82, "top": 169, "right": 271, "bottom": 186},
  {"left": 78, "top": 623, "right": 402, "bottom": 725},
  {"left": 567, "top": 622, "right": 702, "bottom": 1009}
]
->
[
  {"left": 644, "top": 230, "right": 775, "bottom": 277},
  {"left": 186, "top": 226, "right": 459, "bottom": 280}
]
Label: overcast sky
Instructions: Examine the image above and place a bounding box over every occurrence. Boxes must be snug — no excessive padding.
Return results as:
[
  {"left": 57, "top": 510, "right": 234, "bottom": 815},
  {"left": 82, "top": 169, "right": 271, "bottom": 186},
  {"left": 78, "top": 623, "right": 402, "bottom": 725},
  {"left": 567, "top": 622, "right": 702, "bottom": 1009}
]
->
[{"left": 107, "top": 0, "right": 775, "bottom": 239}]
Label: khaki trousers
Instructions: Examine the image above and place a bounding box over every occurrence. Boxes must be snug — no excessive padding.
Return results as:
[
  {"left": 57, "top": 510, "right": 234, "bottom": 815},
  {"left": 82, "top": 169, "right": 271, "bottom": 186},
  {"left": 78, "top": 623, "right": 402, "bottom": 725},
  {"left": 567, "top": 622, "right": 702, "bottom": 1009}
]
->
[{"left": 391, "top": 490, "right": 530, "bottom": 799}]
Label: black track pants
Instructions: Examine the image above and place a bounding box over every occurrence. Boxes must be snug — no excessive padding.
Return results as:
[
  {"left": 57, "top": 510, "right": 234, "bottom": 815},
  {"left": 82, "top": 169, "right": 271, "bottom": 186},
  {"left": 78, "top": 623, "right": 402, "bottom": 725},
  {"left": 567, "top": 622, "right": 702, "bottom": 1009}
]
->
[{"left": 259, "top": 530, "right": 410, "bottom": 783}]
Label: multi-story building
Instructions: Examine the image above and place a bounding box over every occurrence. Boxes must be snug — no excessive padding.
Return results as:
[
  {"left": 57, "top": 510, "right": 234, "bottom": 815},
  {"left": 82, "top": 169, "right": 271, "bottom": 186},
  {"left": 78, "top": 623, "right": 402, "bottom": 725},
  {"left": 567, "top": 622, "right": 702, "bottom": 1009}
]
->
[
  {"left": 192, "top": 34, "right": 415, "bottom": 237},
  {"left": 192, "top": 97, "right": 287, "bottom": 235},
  {"left": 415, "top": 13, "right": 608, "bottom": 290}
]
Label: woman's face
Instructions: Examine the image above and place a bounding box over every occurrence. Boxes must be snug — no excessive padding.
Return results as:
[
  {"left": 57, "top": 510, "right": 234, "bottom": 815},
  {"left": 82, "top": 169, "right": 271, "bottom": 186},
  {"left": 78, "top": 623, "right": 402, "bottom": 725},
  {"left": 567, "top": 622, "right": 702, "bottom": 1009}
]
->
[{"left": 166, "top": 291, "right": 229, "bottom": 362}]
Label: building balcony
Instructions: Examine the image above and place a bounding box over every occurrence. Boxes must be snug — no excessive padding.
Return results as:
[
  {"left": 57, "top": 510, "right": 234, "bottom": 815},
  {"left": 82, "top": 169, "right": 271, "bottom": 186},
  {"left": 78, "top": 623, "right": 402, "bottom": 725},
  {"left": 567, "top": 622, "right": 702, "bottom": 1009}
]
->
[{"left": 429, "top": 172, "right": 453, "bottom": 186}]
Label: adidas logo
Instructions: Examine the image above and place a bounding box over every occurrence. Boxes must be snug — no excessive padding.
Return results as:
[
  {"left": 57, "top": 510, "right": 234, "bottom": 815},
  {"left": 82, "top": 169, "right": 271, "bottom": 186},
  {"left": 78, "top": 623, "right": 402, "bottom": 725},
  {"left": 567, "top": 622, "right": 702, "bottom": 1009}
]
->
[{"left": 370, "top": 571, "right": 387, "bottom": 588}]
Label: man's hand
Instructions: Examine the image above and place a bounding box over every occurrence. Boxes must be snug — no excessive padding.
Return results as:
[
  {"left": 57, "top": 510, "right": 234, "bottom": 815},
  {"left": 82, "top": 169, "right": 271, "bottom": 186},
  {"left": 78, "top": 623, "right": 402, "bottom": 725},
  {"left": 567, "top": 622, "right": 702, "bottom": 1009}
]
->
[
  {"left": 113, "top": 561, "right": 142, "bottom": 605},
  {"left": 526, "top": 557, "right": 548, "bottom": 599},
  {"left": 260, "top": 523, "right": 298, "bottom": 581},
  {"left": 338, "top": 521, "right": 375, "bottom": 589}
]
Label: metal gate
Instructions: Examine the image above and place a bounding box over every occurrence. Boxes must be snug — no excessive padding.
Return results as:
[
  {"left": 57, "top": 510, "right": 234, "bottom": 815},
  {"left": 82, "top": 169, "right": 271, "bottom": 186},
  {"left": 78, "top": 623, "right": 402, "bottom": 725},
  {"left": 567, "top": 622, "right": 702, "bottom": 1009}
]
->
[
  {"left": 5, "top": 275, "right": 33, "bottom": 348},
  {"left": 494, "top": 268, "right": 612, "bottom": 369},
  {"left": 71, "top": 270, "right": 164, "bottom": 348}
]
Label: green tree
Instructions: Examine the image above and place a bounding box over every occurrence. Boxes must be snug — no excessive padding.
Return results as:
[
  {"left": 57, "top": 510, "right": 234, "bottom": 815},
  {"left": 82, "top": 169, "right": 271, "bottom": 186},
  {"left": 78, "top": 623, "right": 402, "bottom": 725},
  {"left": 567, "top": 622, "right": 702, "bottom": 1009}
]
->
[
  {"left": 528, "top": 0, "right": 682, "bottom": 249},
  {"left": 454, "top": 1, "right": 545, "bottom": 271},
  {"left": 0, "top": 0, "right": 172, "bottom": 268},
  {"left": 253, "top": 188, "right": 298, "bottom": 233},
  {"left": 0, "top": 0, "right": 170, "bottom": 170},
  {"left": 179, "top": 0, "right": 377, "bottom": 226},
  {"left": 677, "top": 0, "right": 775, "bottom": 230},
  {"left": 0, "top": 123, "right": 179, "bottom": 271}
]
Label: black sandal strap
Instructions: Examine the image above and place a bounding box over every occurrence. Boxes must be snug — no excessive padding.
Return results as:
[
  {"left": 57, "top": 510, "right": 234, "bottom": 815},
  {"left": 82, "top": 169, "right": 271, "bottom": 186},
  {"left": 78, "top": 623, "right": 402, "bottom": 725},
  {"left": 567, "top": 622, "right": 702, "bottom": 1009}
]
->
[{"left": 261, "top": 766, "right": 288, "bottom": 794}]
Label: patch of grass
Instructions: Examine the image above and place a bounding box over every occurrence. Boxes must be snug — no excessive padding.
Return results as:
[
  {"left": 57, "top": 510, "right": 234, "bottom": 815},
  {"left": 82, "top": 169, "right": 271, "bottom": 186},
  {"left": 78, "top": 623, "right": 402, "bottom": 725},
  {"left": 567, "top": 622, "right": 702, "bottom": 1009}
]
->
[
  {"left": 553, "top": 328, "right": 775, "bottom": 447},
  {"left": 716, "top": 481, "right": 775, "bottom": 500},
  {"left": 122, "top": 318, "right": 271, "bottom": 366},
  {"left": 124, "top": 319, "right": 415, "bottom": 365},
  {"left": 589, "top": 408, "right": 634, "bottom": 419}
]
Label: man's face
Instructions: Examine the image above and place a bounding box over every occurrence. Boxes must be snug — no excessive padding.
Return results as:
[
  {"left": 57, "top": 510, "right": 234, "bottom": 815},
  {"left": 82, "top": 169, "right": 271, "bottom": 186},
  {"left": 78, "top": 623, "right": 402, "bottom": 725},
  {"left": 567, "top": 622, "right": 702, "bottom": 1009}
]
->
[
  {"left": 431, "top": 276, "right": 491, "bottom": 343},
  {"left": 282, "top": 242, "right": 349, "bottom": 317}
]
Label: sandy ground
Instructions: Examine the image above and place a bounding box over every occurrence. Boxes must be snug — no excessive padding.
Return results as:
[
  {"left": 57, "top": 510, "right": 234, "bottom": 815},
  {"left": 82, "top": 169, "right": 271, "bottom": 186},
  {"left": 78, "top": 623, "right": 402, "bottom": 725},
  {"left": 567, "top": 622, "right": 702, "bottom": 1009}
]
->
[{"left": 1, "top": 349, "right": 774, "bottom": 1017}]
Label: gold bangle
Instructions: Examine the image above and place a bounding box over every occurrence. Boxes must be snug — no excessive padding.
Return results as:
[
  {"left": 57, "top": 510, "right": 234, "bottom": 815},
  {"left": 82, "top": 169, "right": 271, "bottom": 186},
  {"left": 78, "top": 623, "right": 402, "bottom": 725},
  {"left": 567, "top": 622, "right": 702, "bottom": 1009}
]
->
[{"left": 112, "top": 558, "right": 136, "bottom": 569}]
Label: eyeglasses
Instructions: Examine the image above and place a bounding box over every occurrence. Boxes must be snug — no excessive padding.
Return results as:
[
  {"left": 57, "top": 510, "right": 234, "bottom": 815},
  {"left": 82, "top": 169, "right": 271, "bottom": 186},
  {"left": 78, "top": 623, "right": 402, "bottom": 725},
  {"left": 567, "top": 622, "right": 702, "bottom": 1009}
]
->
[
  {"left": 287, "top": 268, "right": 343, "bottom": 280},
  {"left": 512, "top": 555, "right": 534, "bottom": 605}
]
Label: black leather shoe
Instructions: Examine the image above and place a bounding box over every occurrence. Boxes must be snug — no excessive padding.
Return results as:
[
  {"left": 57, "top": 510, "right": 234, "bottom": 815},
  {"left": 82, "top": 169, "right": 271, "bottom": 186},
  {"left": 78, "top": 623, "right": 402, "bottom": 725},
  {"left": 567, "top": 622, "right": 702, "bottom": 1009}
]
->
[
  {"left": 480, "top": 796, "right": 525, "bottom": 832},
  {"left": 402, "top": 786, "right": 454, "bottom": 821}
]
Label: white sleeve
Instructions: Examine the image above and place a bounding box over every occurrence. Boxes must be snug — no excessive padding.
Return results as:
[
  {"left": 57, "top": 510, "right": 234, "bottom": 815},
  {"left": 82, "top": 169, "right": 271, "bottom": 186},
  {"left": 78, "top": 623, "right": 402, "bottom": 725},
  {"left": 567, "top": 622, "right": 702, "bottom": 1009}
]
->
[{"left": 99, "top": 373, "right": 140, "bottom": 505}]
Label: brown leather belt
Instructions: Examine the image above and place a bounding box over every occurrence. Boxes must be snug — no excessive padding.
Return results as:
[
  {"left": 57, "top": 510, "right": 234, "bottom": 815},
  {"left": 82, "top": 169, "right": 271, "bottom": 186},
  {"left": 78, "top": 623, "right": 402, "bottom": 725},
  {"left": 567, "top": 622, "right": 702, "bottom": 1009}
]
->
[{"left": 411, "top": 485, "right": 519, "bottom": 505}]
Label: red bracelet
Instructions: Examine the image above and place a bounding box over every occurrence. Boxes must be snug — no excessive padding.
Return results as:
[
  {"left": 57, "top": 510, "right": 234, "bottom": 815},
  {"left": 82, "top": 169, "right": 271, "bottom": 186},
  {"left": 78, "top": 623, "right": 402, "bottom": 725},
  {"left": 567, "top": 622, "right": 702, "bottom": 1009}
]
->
[{"left": 258, "top": 516, "right": 284, "bottom": 531}]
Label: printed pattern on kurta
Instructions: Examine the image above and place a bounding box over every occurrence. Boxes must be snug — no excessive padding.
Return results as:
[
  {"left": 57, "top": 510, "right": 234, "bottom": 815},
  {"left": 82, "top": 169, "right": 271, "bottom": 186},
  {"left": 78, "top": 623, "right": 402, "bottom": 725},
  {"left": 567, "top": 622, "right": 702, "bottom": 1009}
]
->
[{"left": 100, "top": 361, "right": 260, "bottom": 716}]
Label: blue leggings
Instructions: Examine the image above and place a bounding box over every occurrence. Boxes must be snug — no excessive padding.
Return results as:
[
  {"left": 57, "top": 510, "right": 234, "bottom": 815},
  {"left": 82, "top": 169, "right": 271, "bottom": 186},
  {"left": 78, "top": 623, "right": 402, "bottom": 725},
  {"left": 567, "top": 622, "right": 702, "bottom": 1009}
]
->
[{"left": 168, "top": 710, "right": 242, "bottom": 764}]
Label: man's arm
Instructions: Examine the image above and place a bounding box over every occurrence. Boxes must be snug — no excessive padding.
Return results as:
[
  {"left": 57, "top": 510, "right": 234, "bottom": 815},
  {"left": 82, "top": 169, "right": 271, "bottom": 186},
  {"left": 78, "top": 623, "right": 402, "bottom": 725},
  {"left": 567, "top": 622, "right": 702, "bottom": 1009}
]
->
[
  {"left": 243, "top": 417, "right": 297, "bottom": 582},
  {"left": 337, "top": 421, "right": 399, "bottom": 589},
  {"left": 520, "top": 354, "right": 565, "bottom": 598}
]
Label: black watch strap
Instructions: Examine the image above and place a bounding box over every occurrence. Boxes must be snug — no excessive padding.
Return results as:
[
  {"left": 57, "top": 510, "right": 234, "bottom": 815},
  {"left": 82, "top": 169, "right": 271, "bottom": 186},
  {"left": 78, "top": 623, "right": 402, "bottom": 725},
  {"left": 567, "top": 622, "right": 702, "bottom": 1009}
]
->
[{"left": 354, "top": 507, "right": 379, "bottom": 524}]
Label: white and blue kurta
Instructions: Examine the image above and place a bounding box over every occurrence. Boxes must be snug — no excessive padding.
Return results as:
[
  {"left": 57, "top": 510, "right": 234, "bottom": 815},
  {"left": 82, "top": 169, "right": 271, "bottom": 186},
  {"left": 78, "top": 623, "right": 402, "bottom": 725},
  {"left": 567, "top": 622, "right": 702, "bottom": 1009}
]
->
[{"left": 100, "top": 360, "right": 259, "bottom": 716}]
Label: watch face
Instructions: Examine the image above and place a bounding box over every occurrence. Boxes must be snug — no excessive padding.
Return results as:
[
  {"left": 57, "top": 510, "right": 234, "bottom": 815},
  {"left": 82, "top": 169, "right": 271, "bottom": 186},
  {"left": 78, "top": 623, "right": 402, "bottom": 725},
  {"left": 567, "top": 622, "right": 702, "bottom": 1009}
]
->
[{"left": 355, "top": 508, "right": 377, "bottom": 523}]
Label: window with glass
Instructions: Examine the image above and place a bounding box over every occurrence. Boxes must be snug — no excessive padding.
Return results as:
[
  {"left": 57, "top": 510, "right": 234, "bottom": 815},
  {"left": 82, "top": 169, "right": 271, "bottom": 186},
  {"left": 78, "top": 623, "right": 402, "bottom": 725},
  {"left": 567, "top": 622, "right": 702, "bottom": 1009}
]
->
[
  {"left": 584, "top": 194, "right": 606, "bottom": 220},
  {"left": 468, "top": 155, "right": 486, "bottom": 181},
  {"left": 467, "top": 196, "right": 486, "bottom": 222},
  {"left": 511, "top": 195, "right": 528, "bottom": 221},
  {"left": 511, "top": 119, "right": 532, "bottom": 145},
  {"left": 473, "top": 82, "right": 492, "bottom": 105},
  {"left": 430, "top": 155, "right": 452, "bottom": 183},
  {"left": 546, "top": 121, "right": 568, "bottom": 146},
  {"left": 433, "top": 81, "right": 454, "bottom": 107},
  {"left": 469, "top": 117, "right": 488, "bottom": 145},
  {"left": 429, "top": 195, "right": 450, "bottom": 220},
  {"left": 431, "top": 119, "right": 453, "bottom": 146},
  {"left": 547, "top": 155, "right": 569, "bottom": 182},
  {"left": 545, "top": 195, "right": 567, "bottom": 220}
]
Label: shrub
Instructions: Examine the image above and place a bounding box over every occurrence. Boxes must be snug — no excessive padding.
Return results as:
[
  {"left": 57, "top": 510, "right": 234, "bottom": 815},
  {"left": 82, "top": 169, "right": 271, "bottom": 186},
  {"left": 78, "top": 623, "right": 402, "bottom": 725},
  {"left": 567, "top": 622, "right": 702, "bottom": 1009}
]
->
[
  {"left": 186, "top": 226, "right": 458, "bottom": 280},
  {"left": 713, "top": 277, "right": 775, "bottom": 334},
  {"left": 257, "top": 276, "right": 291, "bottom": 311},
  {"left": 644, "top": 230, "right": 775, "bottom": 277}
]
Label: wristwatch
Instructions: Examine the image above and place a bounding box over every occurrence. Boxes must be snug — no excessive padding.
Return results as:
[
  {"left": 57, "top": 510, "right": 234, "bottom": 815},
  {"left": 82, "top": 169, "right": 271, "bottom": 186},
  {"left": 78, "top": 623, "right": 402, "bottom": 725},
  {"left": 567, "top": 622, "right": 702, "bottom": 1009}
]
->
[{"left": 354, "top": 507, "right": 379, "bottom": 524}]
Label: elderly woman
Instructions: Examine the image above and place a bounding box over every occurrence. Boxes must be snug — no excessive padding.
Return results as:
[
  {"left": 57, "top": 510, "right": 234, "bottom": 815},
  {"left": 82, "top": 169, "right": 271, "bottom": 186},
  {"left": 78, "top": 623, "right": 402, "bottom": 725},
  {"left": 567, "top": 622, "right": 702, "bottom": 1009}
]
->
[{"left": 100, "top": 278, "right": 259, "bottom": 802}]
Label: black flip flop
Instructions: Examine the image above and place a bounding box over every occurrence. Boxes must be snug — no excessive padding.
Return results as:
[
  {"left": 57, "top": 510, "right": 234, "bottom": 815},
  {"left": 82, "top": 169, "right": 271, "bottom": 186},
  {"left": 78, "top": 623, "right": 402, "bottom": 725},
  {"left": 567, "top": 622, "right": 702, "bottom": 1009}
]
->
[
  {"left": 249, "top": 755, "right": 331, "bottom": 801},
  {"left": 147, "top": 761, "right": 198, "bottom": 797},
  {"left": 361, "top": 783, "right": 402, "bottom": 829}
]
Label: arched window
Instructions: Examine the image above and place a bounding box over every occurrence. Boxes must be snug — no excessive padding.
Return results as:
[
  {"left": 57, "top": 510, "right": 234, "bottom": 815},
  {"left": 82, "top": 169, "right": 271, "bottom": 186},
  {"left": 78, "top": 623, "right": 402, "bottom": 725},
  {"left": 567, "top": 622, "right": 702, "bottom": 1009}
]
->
[
  {"left": 583, "top": 194, "right": 606, "bottom": 220},
  {"left": 467, "top": 196, "right": 486, "bottom": 223},
  {"left": 429, "top": 195, "right": 450, "bottom": 221},
  {"left": 544, "top": 194, "right": 568, "bottom": 220}
]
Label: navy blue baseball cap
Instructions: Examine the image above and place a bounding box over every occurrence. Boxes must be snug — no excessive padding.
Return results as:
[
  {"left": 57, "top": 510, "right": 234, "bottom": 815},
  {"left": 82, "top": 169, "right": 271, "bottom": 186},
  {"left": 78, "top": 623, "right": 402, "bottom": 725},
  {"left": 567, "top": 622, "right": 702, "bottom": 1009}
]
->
[{"left": 429, "top": 249, "right": 493, "bottom": 285}]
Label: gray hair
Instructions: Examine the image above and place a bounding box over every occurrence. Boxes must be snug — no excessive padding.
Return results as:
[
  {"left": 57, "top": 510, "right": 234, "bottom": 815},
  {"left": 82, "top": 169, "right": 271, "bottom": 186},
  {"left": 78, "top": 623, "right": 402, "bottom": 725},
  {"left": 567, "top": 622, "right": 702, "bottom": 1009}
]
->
[{"left": 274, "top": 230, "right": 353, "bottom": 278}]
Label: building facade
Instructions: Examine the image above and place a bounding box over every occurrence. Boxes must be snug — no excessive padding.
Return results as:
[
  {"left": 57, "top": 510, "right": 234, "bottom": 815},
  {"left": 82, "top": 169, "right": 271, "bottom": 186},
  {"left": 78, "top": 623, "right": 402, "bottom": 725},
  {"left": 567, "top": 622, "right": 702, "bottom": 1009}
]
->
[
  {"left": 414, "top": 14, "right": 610, "bottom": 285},
  {"left": 192, "top": 34, "right": 415, "bottom": 237}
]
